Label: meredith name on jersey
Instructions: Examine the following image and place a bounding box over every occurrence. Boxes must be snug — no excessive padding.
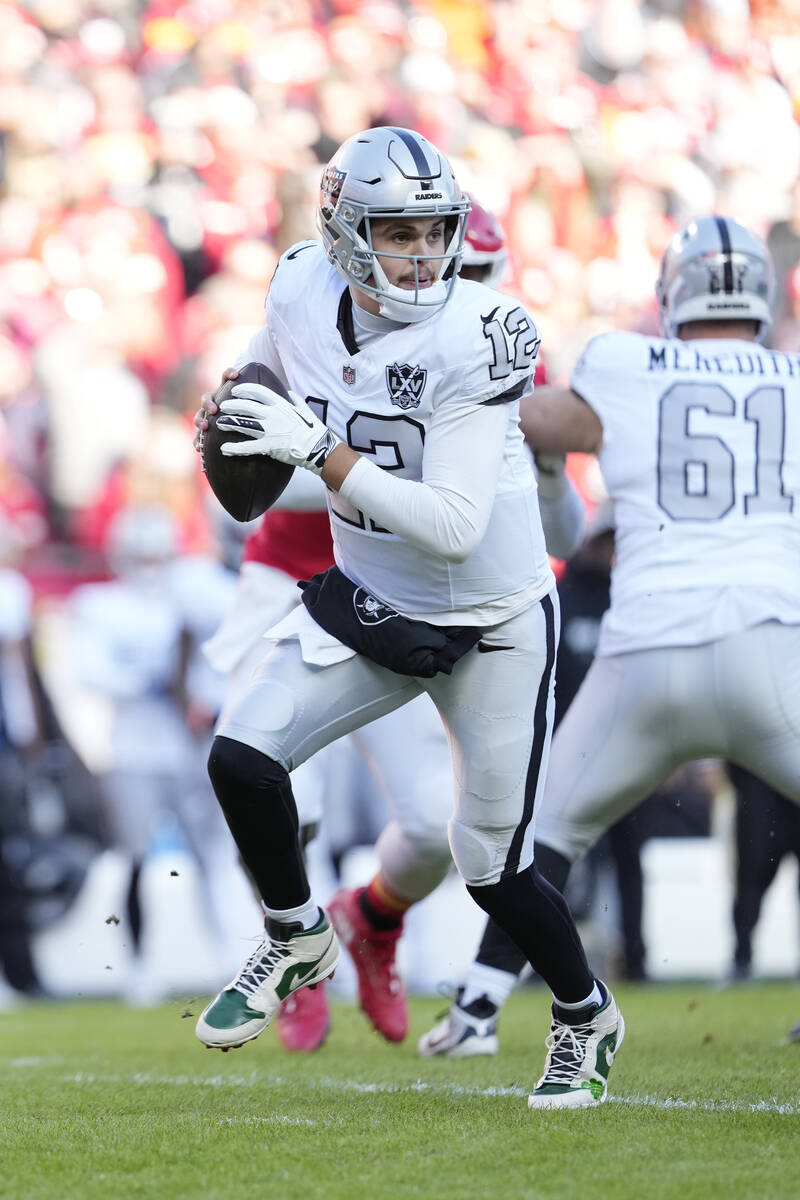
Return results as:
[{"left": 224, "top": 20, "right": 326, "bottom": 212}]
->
[{"left": 571, "top": 330, "right": 800, "bottom": 656}]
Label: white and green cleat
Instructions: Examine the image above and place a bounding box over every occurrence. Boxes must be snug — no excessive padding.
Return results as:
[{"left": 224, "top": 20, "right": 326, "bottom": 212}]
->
[
  {"left": 196, "top": 912, "right": 340, "bottom": 1051},
  {"left": 528, "top": 986, "right": 624, "bottom": 1110}
]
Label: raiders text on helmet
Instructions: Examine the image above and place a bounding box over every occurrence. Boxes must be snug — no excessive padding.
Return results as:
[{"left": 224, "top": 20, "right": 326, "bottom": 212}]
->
[
  {"left": 317, "top": 126, "right": 471, "bottom": 323},
  {"left": 656, "top": 216, "right": 775, "bottom": 340}
]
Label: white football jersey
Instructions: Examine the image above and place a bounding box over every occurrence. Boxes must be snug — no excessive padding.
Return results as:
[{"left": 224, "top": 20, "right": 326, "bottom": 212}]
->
[
  {"left": 70, "top": 576, "right": 192, "bottom": 772},
  {"left": 236, "top": 242, "right": 552, "bottom": 624},
  {"left": 571, "top": 331, "right": 800, "bottom": 654}
]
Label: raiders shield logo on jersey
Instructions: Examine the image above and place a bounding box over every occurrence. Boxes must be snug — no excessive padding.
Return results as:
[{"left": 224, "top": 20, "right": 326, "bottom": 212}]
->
[
  {"left": 386, "top": 362, "right": 427, "bottom": 409},
  {"left": 353, "top": 587, "right": 396, "bottom": 625}
]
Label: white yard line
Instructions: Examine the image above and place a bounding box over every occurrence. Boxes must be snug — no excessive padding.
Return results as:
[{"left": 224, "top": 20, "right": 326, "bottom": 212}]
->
[{"left": 43, "top": 1068, "right": 800, "bottom": 1115}]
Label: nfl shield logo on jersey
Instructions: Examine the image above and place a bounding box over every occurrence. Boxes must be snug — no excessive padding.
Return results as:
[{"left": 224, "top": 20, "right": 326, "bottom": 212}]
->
[
  {"left": 342, "top": 364, "right": 356, "bottom": 386},
  {"left": 386, "top": 362, "right": 427, "bottom": 409}
]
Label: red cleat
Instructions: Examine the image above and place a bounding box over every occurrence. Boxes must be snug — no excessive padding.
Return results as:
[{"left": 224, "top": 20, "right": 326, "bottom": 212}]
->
[
  {"left": 327, "top": 887, "right": 408, "bottom": 1043},
  {"left": 275, "top": 981, "right": 331, "bottom": 1052}
]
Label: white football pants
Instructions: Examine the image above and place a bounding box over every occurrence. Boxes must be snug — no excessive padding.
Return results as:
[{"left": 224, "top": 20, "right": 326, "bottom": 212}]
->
[
  {"left": 535, "top": 619, "right": 800, "bottom": 861},
  {"left": 211, "top": 563, "right": 455, "bottom": 898},
  {"left": 217, "top": 593, "right": 559, "bottom": 887}
]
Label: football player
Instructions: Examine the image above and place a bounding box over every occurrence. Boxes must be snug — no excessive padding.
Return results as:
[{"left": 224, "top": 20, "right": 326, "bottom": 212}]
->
[
  {"left": 459, "top": 196, "right": 509, "bottom": 288},
  {"left": 69, "top": 503, "right": 239, "bottom": 1005},
  {"left": 199, "top": 194, "right": 585, "bottom": 1055},
  {"left": 205, "top": 469, "right": 457, "bottom": 1051},
  {"left": 192, "top": 126, "right": 623, "bottom": 1110},
  {"left": 422, "top": 214, "right": 800, "bottom": 1054}
]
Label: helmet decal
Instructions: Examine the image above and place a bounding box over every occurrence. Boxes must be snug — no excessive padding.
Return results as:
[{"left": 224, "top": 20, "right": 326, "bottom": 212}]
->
[
  {"left": 713, "top": 217, "right": 735, "bottom": 294},
  {"left": 386, "top": 127, "right": 440, "bottom": 180},
  {"left": 320, "top": 165, "right": 348, "bottom": 217}
]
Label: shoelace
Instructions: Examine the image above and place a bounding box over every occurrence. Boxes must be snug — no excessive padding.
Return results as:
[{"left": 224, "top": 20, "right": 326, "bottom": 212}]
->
[
  {"left": 234, "top": 937, "right": 290, "bottom": 999},
  {"left": 540, "top": 1017, "right": 594, "bottom": 1084}
]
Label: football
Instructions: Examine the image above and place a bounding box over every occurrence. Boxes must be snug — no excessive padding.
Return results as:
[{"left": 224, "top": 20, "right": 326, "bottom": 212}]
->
[{"left": 199, "top": 361, "right": 295, "bottom": 522}]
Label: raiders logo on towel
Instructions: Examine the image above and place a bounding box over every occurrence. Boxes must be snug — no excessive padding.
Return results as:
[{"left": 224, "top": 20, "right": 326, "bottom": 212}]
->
[
  {"left": 386, "top": 362, "right": 427, "bottom": 409},
  {"left": 353, "top": 588, "right": 396, "bottom": 625},
  {"left": 299, "top": 565, "right": 482, "bottom": 677}
]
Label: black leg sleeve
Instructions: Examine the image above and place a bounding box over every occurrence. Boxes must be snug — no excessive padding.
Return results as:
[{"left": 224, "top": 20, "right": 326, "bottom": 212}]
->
[
  {"left": 126, "top": 859, "right": 144, "bottom": 953},
  {"left": 475, "top": 919, "right": 528, "bottom": 976},
  {"left": 475, "top": 842, "right": 576, "bottom": 977},
  {"left": 0, "top": 850, "right": 40, "bottom": 992},
  {"left": 468, "top": 864, "right": 594, "bottom": 1004},
  {"left": 208, "top": 735, "right": 309, "bottom": 910},
  {"left": 534, "top": 841, "right": 572, "bottom": 893},
  {"left": 608, "top": 817, "right": 646, "bottom": 978},
  {"left": 730, "top": 768, "right": 782, "bottom": 968}
]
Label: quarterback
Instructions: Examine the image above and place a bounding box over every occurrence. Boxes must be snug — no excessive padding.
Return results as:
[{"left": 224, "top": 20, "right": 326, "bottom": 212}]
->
[
  {"left": 421, "top": 215, "right": 800, "bottom": 1055},
  {"left": 192, "top": 126, "right": 623, "bottom": 1109},
  {"left": 199, "top": 199, "right": 585, "bottom": 1055}
]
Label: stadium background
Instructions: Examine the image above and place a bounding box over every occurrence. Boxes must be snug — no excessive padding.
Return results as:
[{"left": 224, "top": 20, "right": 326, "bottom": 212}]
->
[{"left": 1, "top": 0, "right": 799, "bottom": 999}]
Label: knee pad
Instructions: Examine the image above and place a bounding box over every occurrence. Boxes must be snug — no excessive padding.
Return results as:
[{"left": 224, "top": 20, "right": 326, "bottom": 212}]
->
[
  {"left": 376, "top": 820, "right": 451, "bottom": 902},
  {"left": 448, "top": 817, "right": 518, "bottom": 888}
]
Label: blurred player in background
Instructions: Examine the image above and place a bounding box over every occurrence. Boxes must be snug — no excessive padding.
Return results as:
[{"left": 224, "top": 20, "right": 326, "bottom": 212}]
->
[
  {"left": 725, "top": 766, "right": 800, "bottom": 984},
  {"left": 200, "top": 193, "right": 585, "bottom": 1054},
  {"left": 69, "top": 503, "right": 238, "bottom": 1004},
  {"left": 458, "top": 197, "right": 508, "bottom": 289},
  {"left": 423, "top": 214, "right": 800, "bottom": 1052},
  {"left": 193, "top": 127, "right": 622, "bottom": 1110}
]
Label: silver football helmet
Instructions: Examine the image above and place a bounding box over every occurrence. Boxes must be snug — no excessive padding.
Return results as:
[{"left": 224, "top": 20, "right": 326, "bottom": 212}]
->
[
  {"left": 656, "top": 216, "right": 775, "bottom": 340},
  {"left": 317, "top": 126, "right": 471, "bottom": 323}
]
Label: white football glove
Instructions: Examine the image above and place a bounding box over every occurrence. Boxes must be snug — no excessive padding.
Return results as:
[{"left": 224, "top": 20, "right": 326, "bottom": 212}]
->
[{"left": 217, "top": 382, "right": 340, "bottom": 475}]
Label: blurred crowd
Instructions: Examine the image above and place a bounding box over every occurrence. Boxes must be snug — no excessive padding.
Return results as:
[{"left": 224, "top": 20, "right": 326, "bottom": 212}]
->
[
  {"left": 4, "top": 0, "right": 800, "bottom": 571},
  {"left": 2, "top": 0, "right": 800, "bottom": 1000}
]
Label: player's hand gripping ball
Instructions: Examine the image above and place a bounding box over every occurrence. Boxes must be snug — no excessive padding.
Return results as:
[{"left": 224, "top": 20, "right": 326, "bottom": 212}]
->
[{"left": 199, "top": 362, "right": 295, "bottom": 522}]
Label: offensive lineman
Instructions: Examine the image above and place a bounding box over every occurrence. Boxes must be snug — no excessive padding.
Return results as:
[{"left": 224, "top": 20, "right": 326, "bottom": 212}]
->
[
  {"left": 192, "top": 126, "right": 623, "bottom": 1110},
  {"left": 421, "top": 214, "right": 800, "bottom": 1055}
]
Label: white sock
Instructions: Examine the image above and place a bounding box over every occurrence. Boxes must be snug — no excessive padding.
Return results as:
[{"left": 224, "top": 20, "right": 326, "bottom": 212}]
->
[
  {"left": 461, "top": 963, "right": 518, "bottom": 1010},
  {"left": 553, "top": 981, "right": 603, "bottom": 1011},
  {"left": 262, "top": 898, "right": 321, "bottom": 931}
]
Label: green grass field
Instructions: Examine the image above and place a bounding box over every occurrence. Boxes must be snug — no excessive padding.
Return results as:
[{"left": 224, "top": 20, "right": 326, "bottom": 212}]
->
[{"left": 2, "top": 983, "right": 799, "bottom": 1200}]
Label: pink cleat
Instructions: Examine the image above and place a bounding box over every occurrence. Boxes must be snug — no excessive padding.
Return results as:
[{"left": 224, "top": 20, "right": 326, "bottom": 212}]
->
[
  {"left": 327, "top": 887, "right": 408, "bottom": 1043},
  {"left": 275, "top": 981, "right": 331, "bottom": 1052}
]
